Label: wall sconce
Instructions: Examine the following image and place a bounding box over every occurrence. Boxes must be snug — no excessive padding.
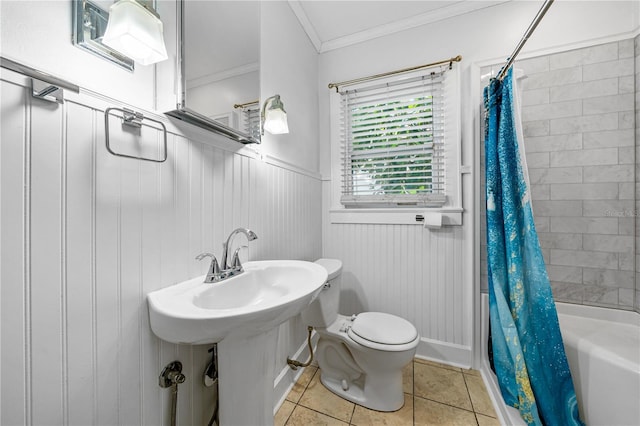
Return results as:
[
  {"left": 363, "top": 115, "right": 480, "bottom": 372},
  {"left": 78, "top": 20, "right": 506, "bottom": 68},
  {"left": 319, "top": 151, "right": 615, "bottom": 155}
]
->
[
  {"left": 261, "top": 95, "right": 289, "bottom": 135},
  {"left": 102, "top": 0, "right": 168, "bottom": 66}
]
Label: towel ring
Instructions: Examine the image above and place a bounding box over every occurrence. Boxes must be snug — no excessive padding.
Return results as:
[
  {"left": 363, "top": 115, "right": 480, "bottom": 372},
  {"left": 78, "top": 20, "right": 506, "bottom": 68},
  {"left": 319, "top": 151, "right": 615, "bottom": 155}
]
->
[{"left": 105, "top": 107, "right": 168, "bottom": 163}]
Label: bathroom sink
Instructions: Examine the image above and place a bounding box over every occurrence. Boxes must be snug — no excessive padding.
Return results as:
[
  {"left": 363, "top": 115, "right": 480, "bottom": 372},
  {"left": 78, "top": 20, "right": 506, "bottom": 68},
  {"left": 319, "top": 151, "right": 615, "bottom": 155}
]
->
[{"left": 147, "top": 260, "right": 328, "bottom": 344}]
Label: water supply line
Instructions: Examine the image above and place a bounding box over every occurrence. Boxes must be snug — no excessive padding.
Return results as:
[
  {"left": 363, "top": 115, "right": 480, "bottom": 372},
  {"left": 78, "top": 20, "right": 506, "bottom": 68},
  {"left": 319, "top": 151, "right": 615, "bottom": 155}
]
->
[
  {"left": 159, "top": 361, "right": 186, "bottom": 426},
  {"left": 287, "top": 326, "right": 315, "bottom": 370},
  {"left": 204, "top": 345, "right": 219, "bottom": 426}
]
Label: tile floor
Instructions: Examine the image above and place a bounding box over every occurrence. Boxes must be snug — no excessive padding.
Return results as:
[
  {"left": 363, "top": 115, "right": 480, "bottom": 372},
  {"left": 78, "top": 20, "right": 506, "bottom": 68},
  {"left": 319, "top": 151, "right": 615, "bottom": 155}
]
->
[{"left": 275, "top": 358, "right": 500, "bottom": 426}]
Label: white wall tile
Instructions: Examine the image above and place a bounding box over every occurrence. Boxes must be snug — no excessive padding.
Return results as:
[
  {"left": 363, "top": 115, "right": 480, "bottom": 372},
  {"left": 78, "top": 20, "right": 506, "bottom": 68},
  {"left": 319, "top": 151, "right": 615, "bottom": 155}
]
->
[
  {"left": 583, "top": 94, "right": 635, "bottom": 115},
  {"left": 549, "top": 42, "right": 618, "bottom": 70},
  {"left": 529, "top": 167, "right": 583, "bottom": 184},
  {"left": 546, "top": 264, "right": 583, "bottom": 283},
  {"left": 550, "top": 248, "right": 618, "bottom": 269},
  {"left": 550, "top": 112, "right": 619, "bottom": 135},
  {"left": 533, "top": 200, "right": 583, "bottom": 217},
  {"left": 524, "top": 67, "right": 582, "bottom": 90},
  {"left": 583, "top": 234, "right": 634, "bottom": 253},
  {"left": 582, "top": 58, "right": 634, "bottom": 81},
  {"left": 583, "top": 129, "right": 634, "bottom": 149},
  {"left": 583, "top": 164, "right": 634, "bottom": 183},
  {"left": 522, "top": 100, "right": 582, "bottom": 122},
  {"left": 550, "top": 78, "right": 618, "bottom": 102},
  {"left": 582, "top": 200, "right": 635, "bottom": 217},
  {"left": 524, "top": 133, "right": 583, "bottom": 153},
  {"left": 523, "top": 120, "right": 551, "bottom": 137},
  {"left": 550, "top": 217, "right": 619, "bottom": 234},
  {"left": 521, "top": 88, "right": 550, "bottom": 106},
  {"left": 550, "top": 183, "right": 619, "bottom": 200},
  {"left": 583, "top": 268, "right": 635, "bottom": 288}
]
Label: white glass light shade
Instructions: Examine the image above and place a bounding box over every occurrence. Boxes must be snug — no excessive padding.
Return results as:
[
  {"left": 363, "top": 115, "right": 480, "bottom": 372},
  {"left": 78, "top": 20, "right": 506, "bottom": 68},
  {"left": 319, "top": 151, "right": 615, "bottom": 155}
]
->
[
  {"left": 102, "top": 0, "right": 168, "bottom": 66},
  {"left": 263, "top": 108, "right": 289, "bottom": 134}
]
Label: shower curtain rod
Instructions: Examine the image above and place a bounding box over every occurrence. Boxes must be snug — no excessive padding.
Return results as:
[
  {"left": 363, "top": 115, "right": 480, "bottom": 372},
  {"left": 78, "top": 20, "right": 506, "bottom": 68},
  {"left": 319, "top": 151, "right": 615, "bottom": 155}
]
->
[
  {"left": 495, "top": 0, "right": 554, "bottom": 81},
  {"left": 328, "top": 54, "right": 462, "bottom": 92}
]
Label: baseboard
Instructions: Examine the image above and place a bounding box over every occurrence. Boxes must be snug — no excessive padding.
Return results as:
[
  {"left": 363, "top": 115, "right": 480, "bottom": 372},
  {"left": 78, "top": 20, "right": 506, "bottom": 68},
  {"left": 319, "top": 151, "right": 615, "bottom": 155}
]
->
[
  {"left": 272, "top": 332, "right": 319, "bottom": 414},
  {"left": 415, "top": 337, "right": 473, "bottom": 369}
]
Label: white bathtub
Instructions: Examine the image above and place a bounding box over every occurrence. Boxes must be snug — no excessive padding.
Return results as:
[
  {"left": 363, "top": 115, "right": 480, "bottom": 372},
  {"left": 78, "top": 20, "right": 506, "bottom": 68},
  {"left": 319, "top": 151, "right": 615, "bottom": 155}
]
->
[{"left": 480, "top": 294, "right": 640, "bottom": 426}]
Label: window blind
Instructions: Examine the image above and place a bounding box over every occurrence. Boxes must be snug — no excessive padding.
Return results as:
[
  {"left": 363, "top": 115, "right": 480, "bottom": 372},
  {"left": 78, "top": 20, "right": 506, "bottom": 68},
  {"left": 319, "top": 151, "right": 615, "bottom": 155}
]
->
[
  {"left": 242, "top": 106, "right": 261, "bottom": 141},
  {"left": 340, "top": 69, "right": 449, "bottom": 207}
]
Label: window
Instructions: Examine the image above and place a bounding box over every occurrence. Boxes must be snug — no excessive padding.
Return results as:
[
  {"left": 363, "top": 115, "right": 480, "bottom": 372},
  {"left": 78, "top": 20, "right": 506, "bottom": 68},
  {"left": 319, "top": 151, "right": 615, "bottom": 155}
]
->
[
  {"left": 241, "top": 105, "right": 261, "bottom": 141},
  {"left": 335, "top": 63, "right": 459, "bottom": 209}
]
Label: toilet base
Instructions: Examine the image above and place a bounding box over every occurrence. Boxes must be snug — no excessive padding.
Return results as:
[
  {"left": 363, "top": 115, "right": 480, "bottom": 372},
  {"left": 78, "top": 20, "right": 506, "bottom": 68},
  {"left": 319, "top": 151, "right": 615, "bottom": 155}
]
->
[{"left": 319, "top": 369, "right": 405, "bottom": 412}]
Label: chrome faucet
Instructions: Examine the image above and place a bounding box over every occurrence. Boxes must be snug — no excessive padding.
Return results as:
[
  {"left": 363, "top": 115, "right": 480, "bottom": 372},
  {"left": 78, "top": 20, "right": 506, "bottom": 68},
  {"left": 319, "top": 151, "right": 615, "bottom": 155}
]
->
[
  {"left": 221, "top": 227, "right": 258, "bottom": 272},
  {"left": 196, "top": 228, "right": 258, "bottom": 283}
]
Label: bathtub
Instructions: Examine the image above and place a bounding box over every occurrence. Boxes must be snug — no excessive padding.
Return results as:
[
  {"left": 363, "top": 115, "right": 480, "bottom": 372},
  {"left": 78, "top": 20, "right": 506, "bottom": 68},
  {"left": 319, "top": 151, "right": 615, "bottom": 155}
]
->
[{"left": 480, "top": 294, "right": 640, "bottom": 426}]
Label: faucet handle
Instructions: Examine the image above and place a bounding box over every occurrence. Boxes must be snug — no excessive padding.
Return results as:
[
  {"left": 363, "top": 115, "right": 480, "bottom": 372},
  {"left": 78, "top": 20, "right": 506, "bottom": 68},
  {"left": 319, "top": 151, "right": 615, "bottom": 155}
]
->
[
  {"left": 196, "top": 252, "right": 221, "bottom": 277},
  {"left": 231, "top": 246, "right": 248, "bottom": 270}
]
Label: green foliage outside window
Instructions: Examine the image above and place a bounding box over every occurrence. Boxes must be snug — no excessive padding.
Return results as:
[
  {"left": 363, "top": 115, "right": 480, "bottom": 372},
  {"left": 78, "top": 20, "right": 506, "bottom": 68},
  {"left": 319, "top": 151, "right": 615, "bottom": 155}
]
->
[{"left": 349, "top": 96, "right": 435, "bottom": 195}]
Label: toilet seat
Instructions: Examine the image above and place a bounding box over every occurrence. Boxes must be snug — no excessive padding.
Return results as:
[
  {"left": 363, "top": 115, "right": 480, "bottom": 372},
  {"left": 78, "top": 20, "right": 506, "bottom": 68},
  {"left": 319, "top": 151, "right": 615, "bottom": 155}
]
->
[{"left": 347, "top": 312, "right": 419, "bottom": 352}]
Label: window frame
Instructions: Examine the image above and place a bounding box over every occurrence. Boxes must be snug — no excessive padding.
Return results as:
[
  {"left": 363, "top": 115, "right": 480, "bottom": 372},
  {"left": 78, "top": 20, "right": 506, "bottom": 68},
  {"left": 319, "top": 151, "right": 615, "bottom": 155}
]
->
[{"left": 328, "top": 63, "right": 462, "bottom": 224}]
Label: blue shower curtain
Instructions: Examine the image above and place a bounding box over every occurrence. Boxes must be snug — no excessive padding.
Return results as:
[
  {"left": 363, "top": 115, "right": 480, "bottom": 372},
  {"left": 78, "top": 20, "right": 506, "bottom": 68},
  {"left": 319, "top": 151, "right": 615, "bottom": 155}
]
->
[{"left": 484, "top": 68, "right": 583, "bottom": 426}]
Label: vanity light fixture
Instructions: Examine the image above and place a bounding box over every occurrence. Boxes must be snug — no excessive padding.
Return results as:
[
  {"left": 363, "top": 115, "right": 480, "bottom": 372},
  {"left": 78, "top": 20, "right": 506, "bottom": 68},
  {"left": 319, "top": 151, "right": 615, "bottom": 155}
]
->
[
  {"left": 261, "top": 95, "right": 289, "bottom": 135},
  {"left": 102, "top": 0, "right": 168, "bottom": 66}
]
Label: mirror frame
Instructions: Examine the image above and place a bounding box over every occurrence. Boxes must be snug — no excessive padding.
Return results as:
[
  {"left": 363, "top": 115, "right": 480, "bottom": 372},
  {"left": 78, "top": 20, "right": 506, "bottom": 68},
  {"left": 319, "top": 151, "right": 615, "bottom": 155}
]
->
[
  {"left": 72, "top": 0, "right": 135, "bottom": 72},
  {"left": 164, "top": 0, "right": 260, "bottom": 145}
]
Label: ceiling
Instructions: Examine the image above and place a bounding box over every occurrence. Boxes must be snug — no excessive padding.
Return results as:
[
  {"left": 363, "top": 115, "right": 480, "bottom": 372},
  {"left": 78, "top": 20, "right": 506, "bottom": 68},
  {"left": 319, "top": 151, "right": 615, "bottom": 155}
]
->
[
  {"left": 183, "top": 1, "right": 508, "bottom": 86},
  {"left": 288, "top": 0, "right": 508, "bottom": 53}
]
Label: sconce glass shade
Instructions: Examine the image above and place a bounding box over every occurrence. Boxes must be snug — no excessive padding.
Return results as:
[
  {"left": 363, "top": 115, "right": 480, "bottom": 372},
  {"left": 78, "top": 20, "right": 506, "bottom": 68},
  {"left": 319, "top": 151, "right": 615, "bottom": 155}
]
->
[
  {"left": 102, "top": 0, "right": 168, "bottom": 66},
  {"left": 262, "top": 95, "right": 289, "bottom": 135}
]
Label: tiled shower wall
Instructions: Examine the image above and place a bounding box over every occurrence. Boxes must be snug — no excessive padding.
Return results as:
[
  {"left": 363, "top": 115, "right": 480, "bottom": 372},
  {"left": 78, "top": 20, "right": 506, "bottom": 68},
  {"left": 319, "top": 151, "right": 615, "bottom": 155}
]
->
[
  {"left": 481, "top": 37, "right": 638, "bottom": 311},
  {"left": 635, "top": 34, "right": 640, "bottom": 314}
]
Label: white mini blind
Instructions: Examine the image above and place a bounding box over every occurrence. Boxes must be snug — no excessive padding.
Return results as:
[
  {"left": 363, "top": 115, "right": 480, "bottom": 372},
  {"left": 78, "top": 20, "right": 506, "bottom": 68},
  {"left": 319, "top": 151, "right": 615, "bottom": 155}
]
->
[
  {"left": 243, "top": 106, "right": 261, "bottom": 141},
  {"left": 340, "top": 68, "right": 450, "bottom": 207}
]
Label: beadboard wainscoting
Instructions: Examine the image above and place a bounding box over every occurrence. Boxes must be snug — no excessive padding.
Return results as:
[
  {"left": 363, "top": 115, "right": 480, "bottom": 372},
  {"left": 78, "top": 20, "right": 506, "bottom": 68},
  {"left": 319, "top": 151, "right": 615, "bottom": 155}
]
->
[
  {"left": 0, "top": 71, "right": 321, "bottom": 426},
  {"left": 322, "top": 183, "right": 474, "bottom": 367}
]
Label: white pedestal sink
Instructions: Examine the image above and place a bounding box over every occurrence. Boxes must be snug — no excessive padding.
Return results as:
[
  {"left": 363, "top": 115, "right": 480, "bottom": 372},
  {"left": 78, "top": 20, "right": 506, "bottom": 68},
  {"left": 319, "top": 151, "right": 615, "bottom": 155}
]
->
[{"left": 147, "top": 260, "right": 327, "bottom": 425}]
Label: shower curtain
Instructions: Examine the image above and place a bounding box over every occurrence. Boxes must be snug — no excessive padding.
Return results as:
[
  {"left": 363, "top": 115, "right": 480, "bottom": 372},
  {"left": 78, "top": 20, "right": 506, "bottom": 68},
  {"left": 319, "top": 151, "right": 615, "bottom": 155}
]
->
[{"left": 483, "top": 68, "right": 583, "bottom": 426}]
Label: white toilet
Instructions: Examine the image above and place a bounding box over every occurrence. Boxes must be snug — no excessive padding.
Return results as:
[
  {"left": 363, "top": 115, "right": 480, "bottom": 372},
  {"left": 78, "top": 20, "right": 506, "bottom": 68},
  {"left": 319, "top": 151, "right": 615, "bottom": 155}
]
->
[{"left": 302, "top": 259, "right": 420, "bottom": 412}]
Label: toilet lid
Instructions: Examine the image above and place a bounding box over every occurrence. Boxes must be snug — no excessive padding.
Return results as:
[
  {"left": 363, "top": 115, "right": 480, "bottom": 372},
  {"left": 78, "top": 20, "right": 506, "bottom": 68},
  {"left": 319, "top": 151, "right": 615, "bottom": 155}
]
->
[{"left": 349, "top": 312, "right": 418, "bottom": 346}]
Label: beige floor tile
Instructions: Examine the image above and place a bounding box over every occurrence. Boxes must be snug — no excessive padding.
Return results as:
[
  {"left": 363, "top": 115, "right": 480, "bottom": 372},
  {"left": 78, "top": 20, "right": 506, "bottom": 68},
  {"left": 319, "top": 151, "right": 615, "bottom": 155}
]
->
[
  {"left": 414, "top": 363, "right": 473, "bottom": 411},
  {"left": 464, "top": 368, "right": 481, "bottom": 377},
  {"left": 476, "top": 413, "right": 501, "bottom": 426},
  {"left": 463, "top": 373, "right": 497, "bottom": 418},
  {"left": 351, "top": 394, "right": 414, "bottom": 426},
  {"left": 286, "top": 366, "right": 319, "bottom": 403},
  {"left": 286, "top": 405, "right": 349, "bottom": 426},
  {"left": 403, "top": 362, "right": 414, "bottom": 394},
  {"left": 298, "top": 372, "right": 355, "bottom": 423},
  {"left": 275, "top": 400, "right": 296, "bottom": 426},
  {"left": 414, "top": 397, "right": 477, "bottom": 426},
  {"left": 414, "top": 358, "right": 462, "bottom": 372}
]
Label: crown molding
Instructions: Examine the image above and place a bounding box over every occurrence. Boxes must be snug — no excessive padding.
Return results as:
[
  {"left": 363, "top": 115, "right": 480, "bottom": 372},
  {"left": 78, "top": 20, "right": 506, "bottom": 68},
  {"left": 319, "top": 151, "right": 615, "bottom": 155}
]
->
[
  {"left": 288, "top": 1, "right": 508, "bottom": 54},
  {"left": 288, "top": 0, "right": 323, "bottom": 52},
  {"left": 186, "top": 62, "right": 260, "bottom": 90},
  {"left": 320, "top": 1, "right": 507, "bottom": 53}
]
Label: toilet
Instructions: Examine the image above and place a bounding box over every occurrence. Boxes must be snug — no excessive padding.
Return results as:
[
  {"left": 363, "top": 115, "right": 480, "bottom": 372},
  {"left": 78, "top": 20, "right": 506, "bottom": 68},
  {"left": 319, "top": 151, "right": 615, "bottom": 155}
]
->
[{"left": 302, "top": 258, "right": 420, "bottom": 412}]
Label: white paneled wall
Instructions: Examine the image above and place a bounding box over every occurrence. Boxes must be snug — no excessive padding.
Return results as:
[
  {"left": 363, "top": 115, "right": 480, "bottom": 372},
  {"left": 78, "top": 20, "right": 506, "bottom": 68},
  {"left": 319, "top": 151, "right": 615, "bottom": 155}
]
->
[
  {"left": 322, "top": 183, "right": 473, "bottom": 365},
  {"left": 0, "top": 73, "right": 321, "bottom": 425}
]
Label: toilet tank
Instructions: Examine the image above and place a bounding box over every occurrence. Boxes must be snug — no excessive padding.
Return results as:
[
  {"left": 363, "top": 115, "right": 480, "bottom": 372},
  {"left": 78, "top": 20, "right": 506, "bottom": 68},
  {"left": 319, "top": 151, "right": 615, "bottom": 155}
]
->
[{"left": 301, "top": 259, "right": 343, "bottom": 327}]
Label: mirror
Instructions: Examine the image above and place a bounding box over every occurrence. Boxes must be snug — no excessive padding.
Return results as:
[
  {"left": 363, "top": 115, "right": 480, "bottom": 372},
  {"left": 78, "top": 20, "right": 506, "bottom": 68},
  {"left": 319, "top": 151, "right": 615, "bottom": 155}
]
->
[
  {"left": 166, "top": 0, "right": 261, "bottom": 144},
  {"left": 72, "top": 0, "right": 135, "bottom": 71}
]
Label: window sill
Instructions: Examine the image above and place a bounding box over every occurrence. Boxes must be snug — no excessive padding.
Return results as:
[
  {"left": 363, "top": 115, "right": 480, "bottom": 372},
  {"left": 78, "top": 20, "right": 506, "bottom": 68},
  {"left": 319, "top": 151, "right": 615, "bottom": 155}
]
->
[{"left": 329, "top": 207, "right": 463, "bottom": 226}]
